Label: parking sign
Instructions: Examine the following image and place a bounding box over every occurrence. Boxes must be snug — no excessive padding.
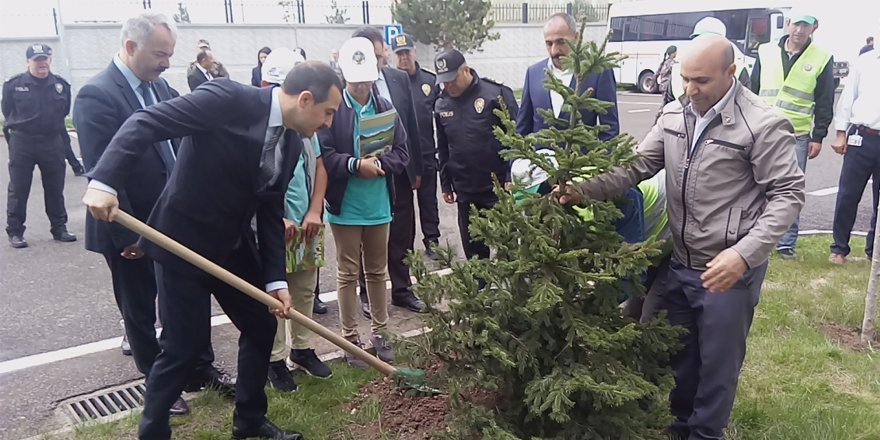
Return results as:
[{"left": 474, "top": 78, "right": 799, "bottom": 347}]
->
[{"left": 384, "top": 24, "right": 403, "bottom": 45}]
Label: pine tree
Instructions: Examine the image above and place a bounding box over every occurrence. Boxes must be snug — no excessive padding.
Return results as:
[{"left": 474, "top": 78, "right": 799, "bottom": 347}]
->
[
  {"left": 391, "top": 0, "right": 499, "bottom": 52},
  {"left": 406, "top": 22, "right": 682, "bottom": 439}
]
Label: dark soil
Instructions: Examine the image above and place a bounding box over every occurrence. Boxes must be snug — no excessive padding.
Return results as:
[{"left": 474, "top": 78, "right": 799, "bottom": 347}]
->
[
  {"left": 343, "top": 376, "right": 451, "bottom": 440},
  {"left": 818, "top": 321, "right": 880, "bottom": 352}
]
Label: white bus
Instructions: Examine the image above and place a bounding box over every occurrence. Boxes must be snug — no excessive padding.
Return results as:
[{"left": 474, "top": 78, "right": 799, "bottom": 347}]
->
[{"left": 606, "top": 0, "right": 849, "bottom": 93}]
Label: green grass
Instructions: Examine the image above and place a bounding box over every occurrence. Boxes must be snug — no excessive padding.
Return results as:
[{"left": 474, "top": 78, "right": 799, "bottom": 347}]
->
[
  {"left": 45, "top": 365, "right": 377, "bottom": 440},
  {"left": 43, "top": 236, "right": 880, "bottom": 439},
  {"left": 728, "top": 235, "right": 880, "bottom": 439}
]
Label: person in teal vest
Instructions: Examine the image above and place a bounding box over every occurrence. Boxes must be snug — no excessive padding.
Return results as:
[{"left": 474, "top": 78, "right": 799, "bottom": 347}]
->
[{"left": 750, "top": 7, "right": 835, "bottom": 260}]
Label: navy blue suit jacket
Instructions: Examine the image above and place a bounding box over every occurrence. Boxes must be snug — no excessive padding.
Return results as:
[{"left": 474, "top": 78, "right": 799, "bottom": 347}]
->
[
  {"left": 515, "top": 59, "right": 620, "bottom": 141},
  {"left": 87, "top": 79, "right": 301, "bottom": 285},
  {"left": 74, "top": 61, "right": 179, "bottom": 255}
]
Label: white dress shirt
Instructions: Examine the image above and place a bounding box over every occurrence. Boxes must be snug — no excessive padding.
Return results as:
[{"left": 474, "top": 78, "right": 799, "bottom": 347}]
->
[
  {"left": 375, "top": 70, "right": 393, "bottom": 105},
  {"left": 688, "top": 80, "right": 736, "bottom": 152},
  {"left": 547, "top": 58, "right": 574, "bottom": 118},
  {"left": 834, "top": 50, "right": 880, "bottom": 132},
  {"left": 196, "top": 63, "right": 213, "bottom": 81}
]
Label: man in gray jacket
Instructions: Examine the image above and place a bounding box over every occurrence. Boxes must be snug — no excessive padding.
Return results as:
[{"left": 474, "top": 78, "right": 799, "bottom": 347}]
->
[{"left": 561, "top": 35, "right": 805, "bottom": 439}]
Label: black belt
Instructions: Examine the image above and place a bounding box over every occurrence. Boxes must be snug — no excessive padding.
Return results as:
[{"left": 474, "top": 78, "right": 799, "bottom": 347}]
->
[{"left": 857, "top": 125, "right": 880, "bottom": 137}]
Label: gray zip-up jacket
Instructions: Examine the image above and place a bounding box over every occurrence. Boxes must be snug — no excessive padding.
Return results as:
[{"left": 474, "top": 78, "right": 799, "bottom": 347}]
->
[{"left": 580, "top": 82, "right": 805, "bottom": 270}]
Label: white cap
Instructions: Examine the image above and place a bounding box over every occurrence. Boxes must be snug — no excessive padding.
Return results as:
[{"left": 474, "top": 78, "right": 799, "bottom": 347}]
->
[
  {"left": 260, "top": 48, "right": 305, "bottom": 85},
  {"left": 511, "top": 150, "right": 557, "bottom": 189},
  {"left": 338, "top": 37, "right": 379, "bottom": 83},
  {"left": 690, "top": 17, "right": 727, "bottom": 38},
  {"left": 785, "top": 7, "right": 818, "bottom": 25}
]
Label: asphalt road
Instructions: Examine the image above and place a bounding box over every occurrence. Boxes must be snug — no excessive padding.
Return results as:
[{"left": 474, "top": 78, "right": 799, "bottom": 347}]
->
[{"left": 0, "top": 91, "right": 874, "bottom": 440}]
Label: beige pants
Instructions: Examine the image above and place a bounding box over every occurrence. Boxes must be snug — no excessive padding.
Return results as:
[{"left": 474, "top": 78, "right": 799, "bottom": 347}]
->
[
  {"left": 330, "top": 223, "right": 390, "bottom": 340},
  {"left": 270, "top": 268, "right": 318, "bottom": 362}
]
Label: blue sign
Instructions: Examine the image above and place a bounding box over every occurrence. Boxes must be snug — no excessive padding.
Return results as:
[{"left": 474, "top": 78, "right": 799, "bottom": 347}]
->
[{"left": 384, "top": 24, "right": 403, "bottom": 45}]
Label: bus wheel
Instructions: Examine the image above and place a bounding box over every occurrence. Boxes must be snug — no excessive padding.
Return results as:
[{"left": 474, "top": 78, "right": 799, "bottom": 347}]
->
[{"left": 638, "top": 71, "right": 656, "bottom": 94}]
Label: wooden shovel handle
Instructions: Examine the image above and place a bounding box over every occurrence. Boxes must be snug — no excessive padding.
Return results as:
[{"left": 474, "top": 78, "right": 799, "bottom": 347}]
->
[{"left": 114, "top": 210, "right": 397, "bottom": 377}]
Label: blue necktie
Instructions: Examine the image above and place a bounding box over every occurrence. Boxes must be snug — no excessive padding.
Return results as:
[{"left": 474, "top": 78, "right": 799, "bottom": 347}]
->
[{"left": 139, "top": 81, "right": 177, "bottom": 169}]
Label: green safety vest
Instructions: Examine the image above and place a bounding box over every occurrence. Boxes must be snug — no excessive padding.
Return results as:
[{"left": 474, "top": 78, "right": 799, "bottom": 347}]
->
[{"left": 757, "top": 41, "right": 830, "bottom": 135}]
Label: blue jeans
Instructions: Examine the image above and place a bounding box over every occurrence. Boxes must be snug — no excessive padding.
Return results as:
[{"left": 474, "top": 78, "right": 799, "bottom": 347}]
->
[{"left": 777, "top": 135, "right": 810, "bottom": 251}]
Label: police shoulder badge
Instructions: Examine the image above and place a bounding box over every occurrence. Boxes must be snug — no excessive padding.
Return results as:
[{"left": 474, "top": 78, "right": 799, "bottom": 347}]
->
[
  {"left": 55, "top": 83, "right": 63, "bottom": 94},
  {"left": 803, "top": 64, "right": 813, "bottom": 72},
  {"left": 421, "top": 83, "right": 431, "bottom": 96},
  {"left": 474, "top": 97, "right": 485, "bottom": 113}
]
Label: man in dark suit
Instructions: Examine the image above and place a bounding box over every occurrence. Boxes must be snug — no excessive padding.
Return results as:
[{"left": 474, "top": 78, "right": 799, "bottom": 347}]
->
[
  {"left": 73, "top": 12, "right": 231, "bottom": 417},
  {"left": 187, "top": 49, "right": 214, "bottom": 92},
  {"left": 83, "top": 61, "right": 343, "bottom": 440},
  {"left": 351, "top": 26, "right": 426, "bottom": 316},
  {"left": 516, "top": 13, "right": 643, "bottom": 247},
  {"left": 516, "top": 13, "right": 619, "bottom": 141}
]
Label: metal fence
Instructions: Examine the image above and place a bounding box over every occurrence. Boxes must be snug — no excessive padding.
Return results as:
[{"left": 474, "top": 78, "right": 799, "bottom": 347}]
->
[
  {"left": 0, "top": 1, "right": 608, "bottom": 37},
  {"left": 490, "top": 2, "right": 609, "bottom": 24}
]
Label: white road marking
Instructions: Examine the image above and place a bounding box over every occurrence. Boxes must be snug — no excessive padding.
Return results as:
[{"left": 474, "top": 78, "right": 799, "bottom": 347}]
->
[
  {"left": 0, "top": 268, "right": 451, "bottom": 375},
  {"left": 807, "top": 187, "right": 839, "bottom": 197},
  {"left": 618, "top": 100, "right": 659, "bottom": 105},
  {"left": 68, "top": 131, "right": 77, "bottom": 139},
  {"left": 627, "top": 109, "right": 651, "bottom": 113}
]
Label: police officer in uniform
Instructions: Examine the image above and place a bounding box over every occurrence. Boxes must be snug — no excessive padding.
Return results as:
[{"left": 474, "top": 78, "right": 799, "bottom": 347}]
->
[
  {"left": 391, "top": 33, "right": 443, "bottom": 259},
  {"left": 2, "top": 43, "right": 77, "bottom": 248},
  {"left": 434, "top": 49, "right": 518, "bottom": 260}
]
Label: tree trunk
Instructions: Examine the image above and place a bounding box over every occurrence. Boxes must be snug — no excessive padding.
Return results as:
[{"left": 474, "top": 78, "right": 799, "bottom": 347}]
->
[{"left": 860, "top": 202, "right": 880, "bottom": 344}]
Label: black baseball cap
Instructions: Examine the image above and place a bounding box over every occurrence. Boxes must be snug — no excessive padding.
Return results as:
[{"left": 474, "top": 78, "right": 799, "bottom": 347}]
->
[
  {"left": 391, "top": 34, "right": 415, "bottom": 53},
  {"left": 434, "top": 49, "right": 465, "bottom": 84},
  {"left": 26, "top": 43, "right": 52, "bottom": 60}
]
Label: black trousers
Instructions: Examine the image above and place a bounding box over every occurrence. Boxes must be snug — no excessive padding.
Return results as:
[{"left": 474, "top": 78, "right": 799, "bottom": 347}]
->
[
  {"left": 416, "top": 156, "right": 441, "bottom": 248},
  {"left": 360, "top": 174, "right": 417, "bottom": 303},
  {"left": 138, "top": 248, "right": 275, "bottom": 439},
  {"left": 456, "top": 192, "right": 497, "bottom": 260},
  {"left": 105, "top": 253, "right": 215, "bottom": 379},
  {"left": 6, "top": 132, "right": 68, "bottom": 237},
  {"left": 663, "top": 259, "right": 767, "bottom": 440},
  {"left": 831, "top": 130, "right": 880, "bottom": 257}
]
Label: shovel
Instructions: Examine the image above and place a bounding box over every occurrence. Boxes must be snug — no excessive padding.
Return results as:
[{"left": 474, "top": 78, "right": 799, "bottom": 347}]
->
[{"left": 114, "top": 211, "right": 436, "bottom": 395}]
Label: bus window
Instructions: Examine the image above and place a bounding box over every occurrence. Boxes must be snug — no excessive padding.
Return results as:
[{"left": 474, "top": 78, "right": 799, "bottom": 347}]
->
[{"left": 746, "top": 16, "right": 771, "bottom": 55}]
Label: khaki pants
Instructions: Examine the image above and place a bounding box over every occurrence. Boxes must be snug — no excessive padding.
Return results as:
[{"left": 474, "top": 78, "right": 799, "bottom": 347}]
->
[
  {"left": 270, "top": 268, "right": 318, "bottom": 362},
  {"left": 330, "top": 223, "right": 390, "bottom": 340}
]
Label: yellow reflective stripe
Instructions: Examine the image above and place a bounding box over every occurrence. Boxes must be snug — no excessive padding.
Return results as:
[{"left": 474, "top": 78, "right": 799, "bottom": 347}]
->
[
  {"left": 776, "top": 100, "right": 814, "bottom": 115},
  {"left": 781, "top": 85, "right": 814, "bottom": 101},
  {"left": 759, "top": 89, "right": 779, "bottom": 96}
]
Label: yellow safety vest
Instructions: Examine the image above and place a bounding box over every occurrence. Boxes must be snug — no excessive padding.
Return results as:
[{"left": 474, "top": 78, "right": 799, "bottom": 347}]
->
[{"left": 757, "top": 41, "right": 830, "bottom": 135}]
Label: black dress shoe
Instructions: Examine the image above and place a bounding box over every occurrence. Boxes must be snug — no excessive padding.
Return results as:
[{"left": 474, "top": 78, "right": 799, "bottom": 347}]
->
[
  {"left": 9, "top": 235, "right": 28, "bottom": 249},
  {"left": 392, "top": 295, "right": 426, "bottom": 313},
  {"left": 185, "top": 366, "right": 236, "bottom": 397},
  {"left": 52, "top": 231, "right": 77, "bottom": 242},
  {"left": 312, "top": 297, "right": 327, "bottom": 315},
  {"left": 267, "top": 360, "right": 298, "bottom": 392},
  {"left": 424, "top": 246, "right": 440, "bottom": 261},
  {"left": 361, "top": 301, "right": 372, "bottom": 320},
  {"left": 169, "top": 396, "right": 189, "bottom": 416},
  {"left": 232, "top": 419, "right": 303, "bottom": 440}
]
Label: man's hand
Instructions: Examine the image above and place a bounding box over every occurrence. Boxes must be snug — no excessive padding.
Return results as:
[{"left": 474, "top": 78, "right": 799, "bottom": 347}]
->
[
  {"left": 442, "top": 192, "right": 456, "bottom": 204},
  {"left": 301, "top": 210, "right": 323, "bottom": 242},
  {"left": 553, "top": 184, "right": 583, "bottom": 206},
  {"left": 807, "top": 141, "right": 822, "bottom": 159},
  {"left": 83, "top": 188, "right": 120, "bottom": 221},
  {"left": 268, "top": 288, "right": 292, "bottom": 319},
  {"left": 283, "top": 218, "right": 298, "bottom": 244},
  {"left": 831, "top": 131, "right": 848, "bottom": 155},
  {"left": 356, "top": 158, "right": 385, "bottom": 179},
  {"left": 701, "top": 248, "right": 748, "bottom": 293},
  {"left": 121, "top": 244, "right": 144, "bottom": 260}
]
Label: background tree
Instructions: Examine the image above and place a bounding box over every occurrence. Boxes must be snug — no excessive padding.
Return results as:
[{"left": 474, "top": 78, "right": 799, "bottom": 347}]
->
[
  {"left": 325, "top": 0, "right": 350, "bottom": 24},
  {"left": 392, "top": 0, "right": 499, "bottom": 52},
  {"left": 172, "top": 2, "right": 191, "bottom": 24},
  {"left": 406, "top": 23, "right": 681, "bottom": 439}
]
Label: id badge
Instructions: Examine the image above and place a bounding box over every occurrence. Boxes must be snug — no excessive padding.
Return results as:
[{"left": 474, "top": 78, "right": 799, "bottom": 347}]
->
[{"left": 849, "top": 134, "right": 863, "bottom": 147}]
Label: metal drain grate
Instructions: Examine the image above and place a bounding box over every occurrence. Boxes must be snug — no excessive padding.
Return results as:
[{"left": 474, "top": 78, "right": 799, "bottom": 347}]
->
[{"left": 63, "top": 381, "right": 146, "bottom": 423}]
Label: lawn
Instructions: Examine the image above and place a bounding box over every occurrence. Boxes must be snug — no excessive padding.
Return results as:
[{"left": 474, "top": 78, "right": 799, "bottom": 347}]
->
[{"left": 49, "top": 236, "right": 880, "bottom": 439}]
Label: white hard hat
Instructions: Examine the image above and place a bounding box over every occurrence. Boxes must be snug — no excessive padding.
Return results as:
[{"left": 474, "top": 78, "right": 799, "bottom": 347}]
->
[
  {"left": 511, "top": 149, "right": 557, "bottom": 190},
  {"left": 338, "top": 37, "right": 379, "bottom": 83},
  {"left": 690, "top": 17, "right": 727, "bottom": 39},
  {"left": 261, "top": 48, "right": 305, "bottom": 85}
]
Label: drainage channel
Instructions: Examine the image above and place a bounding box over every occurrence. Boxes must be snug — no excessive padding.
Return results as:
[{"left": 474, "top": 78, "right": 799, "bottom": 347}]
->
[{"left": 62, "top": 380, "right": 147, "bottom": 424}]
